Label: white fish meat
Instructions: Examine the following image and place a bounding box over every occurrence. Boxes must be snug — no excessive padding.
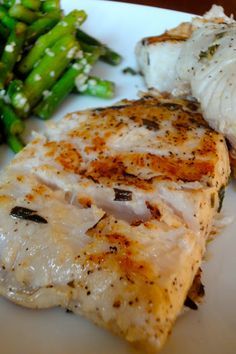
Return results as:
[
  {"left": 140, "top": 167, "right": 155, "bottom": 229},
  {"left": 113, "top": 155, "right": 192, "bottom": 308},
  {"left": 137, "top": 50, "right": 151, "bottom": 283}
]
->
[
  {"left": 136, "top": 5, "right": 236, "bottom": 163},
  {"left": 0, "top": 95, "right": 230, "bottom": 353}
]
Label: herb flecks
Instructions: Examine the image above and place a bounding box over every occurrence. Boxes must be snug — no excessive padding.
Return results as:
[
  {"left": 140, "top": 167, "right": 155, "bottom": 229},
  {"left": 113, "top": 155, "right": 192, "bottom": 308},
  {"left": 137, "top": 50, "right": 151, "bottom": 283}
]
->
[
  {"left": 142, "top": 119, "right": 159, "bottom": 131},
  {"left": 215, "top": 32, "right": 226, "bottom": 40},
  {"left": 10, "top": 206, "right": 48, "bottom": 224},
  {"left": 122, "top": 67, "right": 140, "bottom": 75},
  {"left": 199, "top": 44, "right": 220, "bottom": 61},
  {"left": 114, "top": 188, "right": 132, "bottom": 201}
]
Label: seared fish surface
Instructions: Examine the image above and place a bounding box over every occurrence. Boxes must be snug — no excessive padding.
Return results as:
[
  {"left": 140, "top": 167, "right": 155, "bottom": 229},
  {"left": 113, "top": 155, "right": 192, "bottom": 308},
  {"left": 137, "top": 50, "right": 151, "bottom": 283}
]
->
[{"left": 0, "top": 95, "right": 230, "bottom": 352}]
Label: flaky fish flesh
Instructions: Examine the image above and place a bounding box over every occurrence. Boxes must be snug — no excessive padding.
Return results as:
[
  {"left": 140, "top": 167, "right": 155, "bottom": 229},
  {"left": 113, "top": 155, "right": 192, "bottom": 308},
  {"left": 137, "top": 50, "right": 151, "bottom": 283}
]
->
[
  {"left": 0, "top": 95, "right": 230, "bottom": 352},
  {"left": 136, "top": 5, "right": 236, "bottom": 169}
]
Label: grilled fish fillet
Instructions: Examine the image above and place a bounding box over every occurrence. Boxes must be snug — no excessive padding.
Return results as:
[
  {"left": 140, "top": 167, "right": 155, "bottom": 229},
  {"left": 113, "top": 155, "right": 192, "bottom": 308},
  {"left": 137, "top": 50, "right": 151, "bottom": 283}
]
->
[
  {"left": 136, "top": 23, "right": 191, "bottom": 93},
  {"left": 136, "top": 5, "right": 236, "bottom": 163},
  {"left": 0, "top": 95, "right": 230, "bottom": 353}
]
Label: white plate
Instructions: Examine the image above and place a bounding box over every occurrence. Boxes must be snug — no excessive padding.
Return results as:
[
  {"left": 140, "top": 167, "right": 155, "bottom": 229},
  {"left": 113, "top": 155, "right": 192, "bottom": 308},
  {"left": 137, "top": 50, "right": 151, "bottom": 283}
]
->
[{"left": 1, "top": 1, "right": 236, "bottom": 354}]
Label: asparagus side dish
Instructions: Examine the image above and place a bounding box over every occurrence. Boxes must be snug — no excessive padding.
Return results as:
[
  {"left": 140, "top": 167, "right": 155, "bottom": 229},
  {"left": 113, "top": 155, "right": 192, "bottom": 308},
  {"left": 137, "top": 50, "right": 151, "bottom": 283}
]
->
[{"left": 0, "top": 0, "right": 122, "bottom": 152}]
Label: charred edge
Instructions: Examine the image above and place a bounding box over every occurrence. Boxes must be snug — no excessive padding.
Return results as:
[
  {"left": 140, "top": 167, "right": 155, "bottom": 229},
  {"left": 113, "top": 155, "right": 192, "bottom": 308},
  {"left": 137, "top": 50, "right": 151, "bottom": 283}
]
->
[
  {"left": 66, "top": 309, "right": 73, "bottom": 314},
  {"left": 94, "top": 104, "right": 131, "bottom": 112},
  {"left": 114, "top": 188, "right": 132, "bottom": 201},
  {"left": 87, "top": 213, "right": 107, "bottom": 232},
  {"left": 142, "top": 119, "right": 159, "bottom": 131},
  {"left": 123, "top": 171, "right": 137, "bottom": 178},
  {"left": 146, "top": 201, "right": 161, "bottom": 219},
  {"left": 184, "top": 296, "right": 198, "bottom": 310},
  {"left": 185, "top": 102, "right": 199, "bottom": 112},
  {"left": 87, "top": 175, "right": 99, "bottom": 184},
  {"left": 10, "top": 206, "right": 48, "bottom": 224},
  {"left": 197, "top": 282, "right": 205, "bottom": 298},
  {"left": 159, "top": 103, "right": 182, "bottom": 111}
]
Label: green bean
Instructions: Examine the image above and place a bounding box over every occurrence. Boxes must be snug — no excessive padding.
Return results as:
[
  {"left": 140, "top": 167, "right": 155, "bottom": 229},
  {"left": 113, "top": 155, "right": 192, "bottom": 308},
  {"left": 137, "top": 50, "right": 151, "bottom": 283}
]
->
[
  {"left": 41, "top": 0, "right": 60, "bottom": 13},
  {"left": 18, "top": 10, "right": 87, "bottom": 74},
  {"left": 7, "top": 79, "right": 24, "bottom": 101},
  {"left": 34, "top": 49, "right": 101, "bottom": 119},
  {"left": 0, "top": 0, "right": 15, "bottom": 9},
  {"left": 80, "top": 76, "right": 115, "bottom": 99},
  {"left": 0, "top": 5, "right": 16, "bottom": 30},
  {"left": 0, "top": 99, "right": 24, "bottom": 136},
  {"left": 76, "top": 28, "right": 122, "bottom": 65},
  {"left": 22, "top": 0, "right": 41, "bottom": 11},
  {"left": 26, "top": 10, "right": 61, "bottom": 44},
  {"left": 0, "top": 22, "right": 27, "bottom": 88},
  {"left": 9, "top": 4, "right": 39, "bottom": 24},
  {"left": 0, "top": 22, "right": 9, "bottom": 40},
  {"left": 13, "top": 34, "right": 80, "bottom": 112},
  {"left": 7, "top": 134, "right": 24, "bottom": 153}
]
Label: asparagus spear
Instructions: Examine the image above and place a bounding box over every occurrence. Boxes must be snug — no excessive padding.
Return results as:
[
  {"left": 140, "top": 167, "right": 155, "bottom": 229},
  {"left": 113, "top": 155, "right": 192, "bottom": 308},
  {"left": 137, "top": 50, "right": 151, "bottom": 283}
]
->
[
  {"left": 0, "top": 99, "right": 24, "bottom": 136},
  {"left": 0, "top": 22, "right": 27, "bottom": 88},
  {"left": 22, "top": 0, "right": 41, "bottom": 11},
  {"left": 7, "top": 134, "right": 24, "bottom": 153},
  {"left": 0, "top": 22, "right": 9, "bottom": 40},
  {"left": 41, "top": 0, "right": 60, "bottom": 12},
  {"left": 34, "top": 48, "right": 101, "bottom": 119},
  {"left": 0, "top": 5, "right": 16, "bottom": 30},
  {"left": 0, "top": 0, "right": 15, "bottom": 9},
  {"left": 9, "top": 4, "right": 39, "bottom": 24},
  {"left": 26, "top": 10, "right": 61, "bottom": 44},
  {"left": 79, "top": 76, "right": 115, "bottom": 99},
  {"left": 13, "top": 33, "right": 80, "bottom": 112},
  {"left": 76, "top": 28, "right": 122, "bottom": 65},
  {"left": 7, "top": 79, "right": 24, "bottom": 101},
  {"left": 18, "top": 10, "right": 87, "bottom": 74}
]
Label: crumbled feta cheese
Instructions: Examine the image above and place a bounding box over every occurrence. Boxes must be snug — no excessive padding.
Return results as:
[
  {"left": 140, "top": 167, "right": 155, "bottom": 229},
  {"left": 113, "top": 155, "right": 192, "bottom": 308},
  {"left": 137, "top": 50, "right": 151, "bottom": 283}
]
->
[
  {"left": 67, "top": 47, "right": 77, "bottom": 59},
  {"left": 81, "top": 58, "right": 87, "bottom": 65},
  {"left": 0, "top": 90, "right": 10, "bottom": 103},
  {"left": 78, "top": 84, "right": 88, "bottom": 92},
  {"left": 84, "top": 64, "right": 92, "bottom": 74},
  {"left": 45, "top": 48, "right": 55, "bottom": 57},
  {"left": 5, "top": 42, "right": 16, "bottom": 53},
  {"left": 61, "top": 21, "right": 68, "bottom": 27},
  {"left": 72, "top": 63, "right": 82, "bottom": 71},
  {"left": 75, "top": 73, "right": 87, "bottom": 88},
  {"left": 75, "top": 50, "right": 83, "bottom": 59},
  {"left": 76, "top": 17, "right": 84, "bottom": 27},
  {"left": 88, "top": 79, "right": 97, "bottom": 86},
  {"left": 34, "top": 74, "right": 41, "bottom": 81},
  {"left": 14, "top": 93, "right": 28, "bottom": 108},
  {"left": 43, "top": 90, "right": 52, "bottom": 99}
]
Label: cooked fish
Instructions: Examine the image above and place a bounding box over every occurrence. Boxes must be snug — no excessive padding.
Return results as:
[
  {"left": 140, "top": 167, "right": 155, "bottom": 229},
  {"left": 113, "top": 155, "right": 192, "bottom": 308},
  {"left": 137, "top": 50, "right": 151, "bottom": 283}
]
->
[
  {"left": 136, "top": 5, "right": 236, "bottom": 160},
  {"left": 0, "top": 95, "right": 230, "bottom": 353},
  {"left": 136, "top": 23, "right": 191, "bottom": 93}
]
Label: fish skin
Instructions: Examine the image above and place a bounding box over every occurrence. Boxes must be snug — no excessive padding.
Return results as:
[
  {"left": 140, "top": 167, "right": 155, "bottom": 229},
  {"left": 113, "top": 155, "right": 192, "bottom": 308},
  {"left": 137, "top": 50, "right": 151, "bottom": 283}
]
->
[{"left": 0, "top": 95, "right": 230, "bottom": 352}]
